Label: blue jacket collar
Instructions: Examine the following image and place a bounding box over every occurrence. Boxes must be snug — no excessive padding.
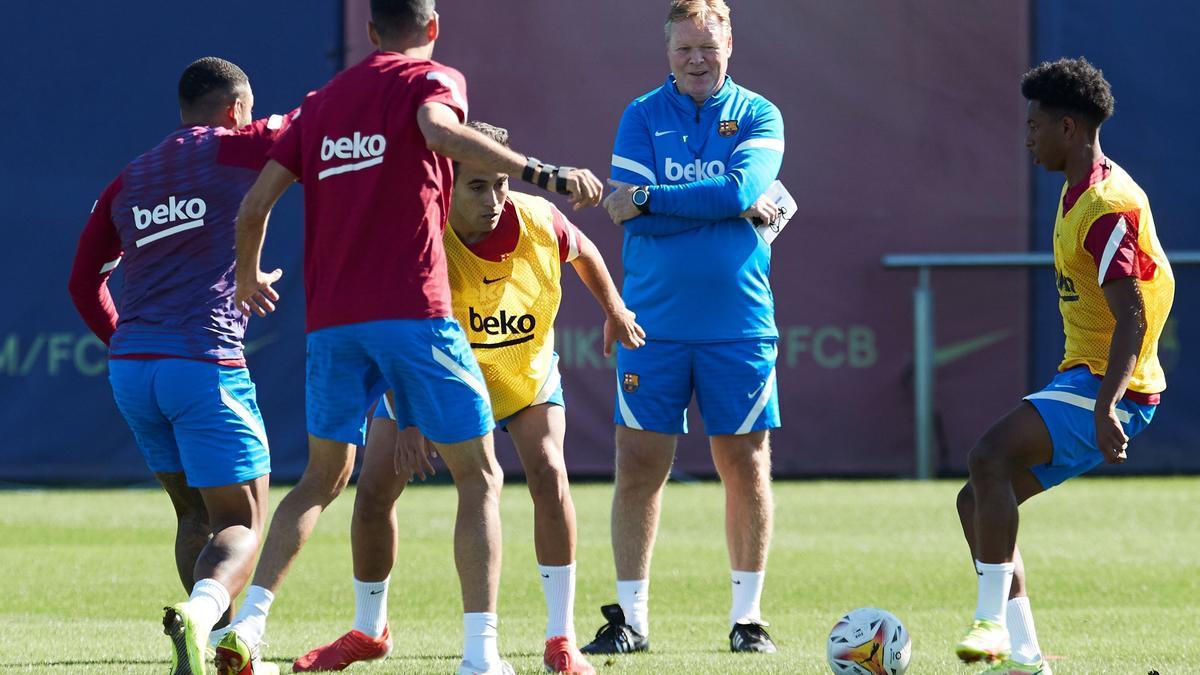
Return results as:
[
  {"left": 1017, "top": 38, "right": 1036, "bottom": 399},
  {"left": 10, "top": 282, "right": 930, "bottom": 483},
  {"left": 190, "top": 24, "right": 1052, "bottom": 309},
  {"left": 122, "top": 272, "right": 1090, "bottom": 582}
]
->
[{"left": 664, "top": 73, "right": 736, "bottom": 113}]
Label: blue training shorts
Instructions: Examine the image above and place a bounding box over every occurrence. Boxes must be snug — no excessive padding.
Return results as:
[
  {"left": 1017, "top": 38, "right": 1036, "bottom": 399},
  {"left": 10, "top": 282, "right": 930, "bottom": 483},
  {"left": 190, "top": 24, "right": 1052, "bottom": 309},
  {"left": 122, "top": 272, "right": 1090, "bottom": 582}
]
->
[
  {"left": 108, "top": 359, "right": 271, "bottom": 488},
  {"left": 1024, "top": 366, "right": 1156, "bottom": 489},
  {"left": 375, "top": 353, "right": 565, "bottom": 432},
  {"left": 306, "top": 318, "right": 494, "bottom": 445},
  {"left": 613, "top": 338, "right": 780, "bottom": 436}
]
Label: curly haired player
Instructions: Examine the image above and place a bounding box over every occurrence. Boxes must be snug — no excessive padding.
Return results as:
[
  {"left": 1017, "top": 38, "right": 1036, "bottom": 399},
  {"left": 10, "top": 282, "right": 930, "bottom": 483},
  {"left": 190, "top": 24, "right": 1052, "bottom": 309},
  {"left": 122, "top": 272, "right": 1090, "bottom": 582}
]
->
[{"left": 954, "top": 57, "right": 1174, "bottom": 674}]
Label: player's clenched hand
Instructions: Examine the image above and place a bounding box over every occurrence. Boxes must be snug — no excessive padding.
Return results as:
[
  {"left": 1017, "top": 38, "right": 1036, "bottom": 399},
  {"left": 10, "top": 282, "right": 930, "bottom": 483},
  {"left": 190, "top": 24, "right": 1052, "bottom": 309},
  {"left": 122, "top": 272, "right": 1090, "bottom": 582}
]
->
[
  {"left": 604, "top": 179, "right": 641, "bottom": 225},
  {"left": 393, "top": 426, "right": 437, "bottom": 482},
  {"left": 603, "top": 306, "right": 646, "bottom": 357},
  {"left": 565, "top": 168, "right": 604, "bottom": 210},
  {"left": 740, "top": 195, "right": 779, "bottom": 226},
  {"left": 236, "top": 268, "right": 283, "bottom": 317},
  {"left": 1094, "top": 409, "right": 1129, "bottom": 464}
]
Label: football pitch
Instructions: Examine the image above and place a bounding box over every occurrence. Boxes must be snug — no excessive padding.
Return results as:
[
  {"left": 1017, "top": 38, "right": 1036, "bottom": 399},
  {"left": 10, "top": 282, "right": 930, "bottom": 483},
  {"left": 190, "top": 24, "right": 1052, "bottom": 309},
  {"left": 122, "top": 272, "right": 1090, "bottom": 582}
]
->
[{"left": 1, "top": 477, "right": 1196, "bottom": 674}]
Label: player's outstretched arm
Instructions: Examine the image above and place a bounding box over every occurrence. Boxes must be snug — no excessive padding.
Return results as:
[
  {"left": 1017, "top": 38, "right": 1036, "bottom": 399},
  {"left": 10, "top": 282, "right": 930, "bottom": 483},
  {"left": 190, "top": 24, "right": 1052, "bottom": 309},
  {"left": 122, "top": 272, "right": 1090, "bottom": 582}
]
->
[
  {"left": 416, "top": 102, "right": 603, "bottom": 210},
  {"left": 568, "top": 230, "right": 645, "bottom": 357},
  {"left": 1095, "top": 276, "right": 1148, "bottom": 464},
  {"left": 234, "top": 160, "right": 296, "bottom": 317}
]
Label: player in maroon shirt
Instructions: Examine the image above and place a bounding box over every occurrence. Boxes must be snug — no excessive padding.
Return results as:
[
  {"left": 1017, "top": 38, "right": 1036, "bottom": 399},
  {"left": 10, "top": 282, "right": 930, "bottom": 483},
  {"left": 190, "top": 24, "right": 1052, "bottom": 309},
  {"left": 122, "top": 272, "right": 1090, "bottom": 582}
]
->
[
  {"left": 68, "top": 57, "right": 289, "bottom": 675},
  {"left": 223, "top": 2, "right": 603, "bottom": 674}
]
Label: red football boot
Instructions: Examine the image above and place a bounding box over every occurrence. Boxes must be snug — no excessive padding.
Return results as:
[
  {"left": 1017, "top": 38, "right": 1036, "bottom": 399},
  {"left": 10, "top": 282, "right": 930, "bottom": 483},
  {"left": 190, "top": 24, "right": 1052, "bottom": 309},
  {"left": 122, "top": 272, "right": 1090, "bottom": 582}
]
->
[
  {"left": 543, "top": 636, "right": 596, "bottom": 674},
  {"left": 293, "top": 625, "right": 393, "bottom": 672}
]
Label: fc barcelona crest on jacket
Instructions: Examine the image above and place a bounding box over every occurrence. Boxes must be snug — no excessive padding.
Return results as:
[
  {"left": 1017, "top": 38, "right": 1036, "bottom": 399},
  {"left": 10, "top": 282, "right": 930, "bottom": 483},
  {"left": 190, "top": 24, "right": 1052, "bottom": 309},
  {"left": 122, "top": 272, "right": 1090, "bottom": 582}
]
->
[
  {"left": 718, "top": 119, "right": 739, "bottom": 137},
  {"left": 623, "top": 373, "right": 640, "bottom": 393}
]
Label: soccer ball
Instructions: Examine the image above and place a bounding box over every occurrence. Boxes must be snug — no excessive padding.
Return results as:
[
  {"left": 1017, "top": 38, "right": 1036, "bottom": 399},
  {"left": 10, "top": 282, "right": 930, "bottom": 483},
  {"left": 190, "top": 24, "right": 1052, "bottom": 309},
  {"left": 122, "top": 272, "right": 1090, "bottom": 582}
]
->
[{"left": 826, "top": 607, "right": 912, "bottom": 675}]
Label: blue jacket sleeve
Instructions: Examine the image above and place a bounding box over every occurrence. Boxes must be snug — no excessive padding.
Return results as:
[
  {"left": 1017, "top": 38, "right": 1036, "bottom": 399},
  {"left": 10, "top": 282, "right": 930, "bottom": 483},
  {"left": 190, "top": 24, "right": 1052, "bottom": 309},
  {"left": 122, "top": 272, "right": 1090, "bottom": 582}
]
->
[
  {"left": 647, "top": 99, "right": 784, "bottom": 219},
  {"left": 610, "top": 100, "right": 713, "bottom": 237}
]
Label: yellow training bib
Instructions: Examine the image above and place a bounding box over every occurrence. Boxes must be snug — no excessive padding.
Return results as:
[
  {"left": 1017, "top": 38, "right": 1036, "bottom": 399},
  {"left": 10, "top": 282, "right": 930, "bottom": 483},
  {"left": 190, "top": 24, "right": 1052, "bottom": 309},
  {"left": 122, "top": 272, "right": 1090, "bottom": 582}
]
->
[
  {"left": 444, "top": 192, "right": 563, "bottom": 420},
  {"left": 1052, "top": 161, "right": 1174, "bottom": 394}
]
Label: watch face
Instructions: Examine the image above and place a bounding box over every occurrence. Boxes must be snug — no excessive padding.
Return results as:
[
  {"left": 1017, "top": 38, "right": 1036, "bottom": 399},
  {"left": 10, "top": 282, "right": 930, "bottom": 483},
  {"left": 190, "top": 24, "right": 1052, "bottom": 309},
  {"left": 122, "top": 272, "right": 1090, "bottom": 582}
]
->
[{"left": 633, "top": 189, "right": 648, "bottom": 206}]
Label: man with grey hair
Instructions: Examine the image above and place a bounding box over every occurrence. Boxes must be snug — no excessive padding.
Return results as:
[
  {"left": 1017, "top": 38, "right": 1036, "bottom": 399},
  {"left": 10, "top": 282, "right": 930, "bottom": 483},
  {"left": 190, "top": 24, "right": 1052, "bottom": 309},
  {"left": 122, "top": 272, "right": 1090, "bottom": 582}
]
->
[{"left": 583, "top": 0, "right": 786, "bottom": 657}]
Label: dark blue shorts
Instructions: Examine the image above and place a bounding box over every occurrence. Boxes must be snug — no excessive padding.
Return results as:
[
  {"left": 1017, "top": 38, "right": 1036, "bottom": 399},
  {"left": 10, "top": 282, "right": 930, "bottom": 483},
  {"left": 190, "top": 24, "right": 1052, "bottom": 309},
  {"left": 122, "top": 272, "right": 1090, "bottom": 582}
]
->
[{"left": 613, "top": 339, "right": 780, "bottom": 436}]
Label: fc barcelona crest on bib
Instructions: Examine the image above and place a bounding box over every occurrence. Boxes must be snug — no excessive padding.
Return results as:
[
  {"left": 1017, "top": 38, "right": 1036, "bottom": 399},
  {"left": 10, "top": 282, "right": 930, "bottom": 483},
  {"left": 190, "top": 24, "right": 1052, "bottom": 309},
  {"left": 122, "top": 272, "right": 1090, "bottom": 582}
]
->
[
  {"left": 718, "top": 119, "right": 739, "bottom": 137},
  {"left": 623, "top": 373, "right": 640, "bottom": 393}
]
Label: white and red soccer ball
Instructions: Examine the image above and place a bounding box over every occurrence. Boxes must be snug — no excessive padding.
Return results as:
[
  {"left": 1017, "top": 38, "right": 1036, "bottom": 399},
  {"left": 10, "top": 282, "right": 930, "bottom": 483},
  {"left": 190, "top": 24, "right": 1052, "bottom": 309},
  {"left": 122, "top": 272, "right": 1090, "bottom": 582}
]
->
[{"left": 827, "top": 607, "right": 912, "bottom": 675}]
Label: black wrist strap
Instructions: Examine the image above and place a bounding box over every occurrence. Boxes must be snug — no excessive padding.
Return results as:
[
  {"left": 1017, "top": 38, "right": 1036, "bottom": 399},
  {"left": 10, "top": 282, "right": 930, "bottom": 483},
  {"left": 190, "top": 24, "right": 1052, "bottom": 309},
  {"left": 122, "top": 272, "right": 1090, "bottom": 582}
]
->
[
  {"left": 524, "top": 157, "right": 571, "bottom": 193},
  {"left": 522, "top": 157, "right": 541, "bottom": 184},
  {"left": 536, "top": 163, "right": 556, "bottom": 189},
  {"left": 554, "top": 166, "right": 573, "bottom": 195}
]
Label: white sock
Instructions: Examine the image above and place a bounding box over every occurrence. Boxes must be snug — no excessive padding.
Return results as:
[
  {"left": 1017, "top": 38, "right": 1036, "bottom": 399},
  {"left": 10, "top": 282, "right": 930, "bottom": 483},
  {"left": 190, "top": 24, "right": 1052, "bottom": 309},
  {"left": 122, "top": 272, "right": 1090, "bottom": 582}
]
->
[
  {"left": 463, "top": 612, "right": 500, "bottom": 669},
  {"left": 230, "top": 585, "right": 275, "bottom": 646},
  {"left": 973, "top": 560, "right": 1015, "bottom": 623},
  {"left": 1007, "top": 596, "right": 1043, "bottom": 664},
  {"left": 186, "top": 578, "right": 231, "bottom": 632},
  {"left": 353, "top": 577, "right": 389, "bottom": 638},
  {"left": 616, "top": 579, "right": 649, "bottom": 637},
  {"left": 539, "top": 563, "right": 576, "bottom": 641},
  {"left": 729, "top": 569, "right": 766, "bottom": 626}
]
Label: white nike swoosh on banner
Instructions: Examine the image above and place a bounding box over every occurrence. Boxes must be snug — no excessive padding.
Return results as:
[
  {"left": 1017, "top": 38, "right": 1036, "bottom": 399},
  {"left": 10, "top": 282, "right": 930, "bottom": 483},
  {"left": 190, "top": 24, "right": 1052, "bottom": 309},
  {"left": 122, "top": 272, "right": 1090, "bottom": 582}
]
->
[{"left": 654, "top": 130, "right": 676, "bottom": 137}]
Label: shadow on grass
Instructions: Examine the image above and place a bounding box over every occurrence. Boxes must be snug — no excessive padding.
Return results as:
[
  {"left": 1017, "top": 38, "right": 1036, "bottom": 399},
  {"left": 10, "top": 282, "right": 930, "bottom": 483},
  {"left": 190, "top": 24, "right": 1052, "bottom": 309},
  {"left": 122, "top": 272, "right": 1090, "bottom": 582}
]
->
[
  {"left": 0, "top": 653, "right": 540, "bottom": 667},
  {"left": 0, "top": 659, "right": 168, "bottom": 667}
]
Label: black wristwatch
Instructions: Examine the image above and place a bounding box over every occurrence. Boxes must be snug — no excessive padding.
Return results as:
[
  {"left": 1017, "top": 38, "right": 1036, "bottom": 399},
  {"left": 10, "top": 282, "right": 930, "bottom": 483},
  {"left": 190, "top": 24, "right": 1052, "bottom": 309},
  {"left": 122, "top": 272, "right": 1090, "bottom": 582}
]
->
[{"left": 632, "top": 186, "right": 651, "bottom": 215}]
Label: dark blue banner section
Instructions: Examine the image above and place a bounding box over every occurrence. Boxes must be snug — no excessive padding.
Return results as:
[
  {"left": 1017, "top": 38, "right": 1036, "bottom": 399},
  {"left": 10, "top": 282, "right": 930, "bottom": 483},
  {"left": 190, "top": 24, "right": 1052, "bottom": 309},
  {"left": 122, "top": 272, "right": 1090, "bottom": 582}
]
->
[
  {"left": 0, "top": 2, "right": 339, "bottom": 484},
  {"left": 1031, "top": 0, "right": 1200, "bottom": 472}
]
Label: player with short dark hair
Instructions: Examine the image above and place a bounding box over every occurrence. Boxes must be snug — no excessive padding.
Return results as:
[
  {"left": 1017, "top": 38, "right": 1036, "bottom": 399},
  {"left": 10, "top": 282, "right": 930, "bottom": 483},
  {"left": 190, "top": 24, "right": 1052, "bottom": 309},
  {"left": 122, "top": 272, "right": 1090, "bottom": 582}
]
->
[
  {"left": 68, "top": 56, "right": 293, "bottom": 675},
  {"left": 368, "top": 0, "right": 435, "bottom": 39},
  {"left": 954, "top": 57, "right": 1174, "bottom": 674},
  {"left": 179, "top": 56, "right": 251, "bottom": 117},
  {"left": 223, "top": 3, "right": 603, "bottom": 673},
  {"left": 292, "top": 120, "right": 641, "bottom": 673}
]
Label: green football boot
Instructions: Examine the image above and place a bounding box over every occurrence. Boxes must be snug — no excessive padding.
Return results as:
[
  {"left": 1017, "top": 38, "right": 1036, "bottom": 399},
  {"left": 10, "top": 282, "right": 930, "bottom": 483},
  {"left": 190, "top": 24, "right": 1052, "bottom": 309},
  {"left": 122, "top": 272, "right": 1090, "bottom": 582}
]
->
[
  {"left": 955, "top": 619, "right": 1011, "bottom": 664},
  {"left": 214, "top": 630, "right": 279, "bottom": 675},
  {"left": 163, "top": 603, "right": 210, "bottom": 675}
]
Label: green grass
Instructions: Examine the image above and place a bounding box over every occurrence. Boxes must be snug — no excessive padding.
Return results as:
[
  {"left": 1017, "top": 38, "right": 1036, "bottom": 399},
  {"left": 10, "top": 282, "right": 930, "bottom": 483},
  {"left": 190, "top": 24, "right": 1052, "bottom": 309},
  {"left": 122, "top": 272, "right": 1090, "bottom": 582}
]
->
[{"left": 1, "top": 478, "right": 1197, "bottom": 674}]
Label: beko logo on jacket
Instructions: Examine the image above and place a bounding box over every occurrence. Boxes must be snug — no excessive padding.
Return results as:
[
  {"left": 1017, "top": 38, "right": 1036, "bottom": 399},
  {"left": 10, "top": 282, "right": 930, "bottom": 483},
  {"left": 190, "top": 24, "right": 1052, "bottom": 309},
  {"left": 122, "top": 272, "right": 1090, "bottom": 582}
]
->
[
  {"left": 318, "top": 132, "right": 386, "bottom": 180},
  {"left": 664, "top": 157, "right": 725, "bottom": 182},
  {"left": 130, "top": 196, "right": 207, "bottom": 248}
]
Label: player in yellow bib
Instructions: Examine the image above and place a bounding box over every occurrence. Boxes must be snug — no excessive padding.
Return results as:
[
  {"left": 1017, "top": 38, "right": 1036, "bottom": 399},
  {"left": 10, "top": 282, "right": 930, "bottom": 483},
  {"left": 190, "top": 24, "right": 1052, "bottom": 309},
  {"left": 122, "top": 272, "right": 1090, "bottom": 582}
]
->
[
  {"left": 295, "top": 122, "right": 644, "bottom": 675},
  {"left": 953, "top": 58, "right": 1174, "bottom": 674}
]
